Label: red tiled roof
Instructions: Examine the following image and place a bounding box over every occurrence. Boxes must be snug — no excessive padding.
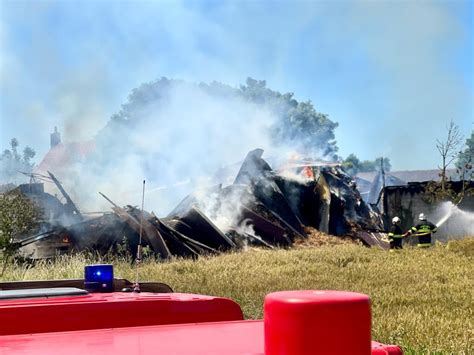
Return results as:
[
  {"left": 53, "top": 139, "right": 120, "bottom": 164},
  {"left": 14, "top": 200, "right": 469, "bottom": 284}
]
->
[{"left": 35, "top": 141, "right": 95, "bottom": 174}]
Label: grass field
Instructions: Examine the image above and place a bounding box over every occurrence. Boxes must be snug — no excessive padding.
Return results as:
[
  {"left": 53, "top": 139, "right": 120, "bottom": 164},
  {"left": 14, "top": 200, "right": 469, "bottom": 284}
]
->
[{"left": 2, "top": 238, "right": 473, "bottom": 354}]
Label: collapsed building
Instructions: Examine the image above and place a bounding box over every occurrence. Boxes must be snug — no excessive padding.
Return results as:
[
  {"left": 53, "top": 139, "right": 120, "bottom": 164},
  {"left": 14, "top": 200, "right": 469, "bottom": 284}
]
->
[{"left": 12, "top": 149, "right": 387, "bottom": 259}]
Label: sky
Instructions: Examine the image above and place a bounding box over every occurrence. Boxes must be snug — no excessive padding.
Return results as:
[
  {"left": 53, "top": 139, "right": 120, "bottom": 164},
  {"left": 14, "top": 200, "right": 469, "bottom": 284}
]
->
[{"left": 0, "top": 0, "right": 473, "bottom": 171}]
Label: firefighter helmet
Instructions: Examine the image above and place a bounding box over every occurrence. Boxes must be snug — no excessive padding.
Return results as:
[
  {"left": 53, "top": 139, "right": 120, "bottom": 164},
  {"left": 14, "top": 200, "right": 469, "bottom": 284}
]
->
[
  {"left": 419, "top": 213, "right": 427, "bottom": 221},
  {"left": 392, "top": 216, "right": 401, "bottom": 224}
]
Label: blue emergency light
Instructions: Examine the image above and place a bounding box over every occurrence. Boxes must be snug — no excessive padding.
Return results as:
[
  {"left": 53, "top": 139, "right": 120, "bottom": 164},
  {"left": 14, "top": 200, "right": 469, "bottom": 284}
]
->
[{"left": 84, "top": 264, "right": 114, "bottom": 292}]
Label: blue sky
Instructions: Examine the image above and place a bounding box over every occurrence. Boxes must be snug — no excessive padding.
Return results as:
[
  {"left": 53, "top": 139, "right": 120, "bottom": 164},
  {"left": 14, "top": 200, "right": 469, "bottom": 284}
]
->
[{"left": 1, "top": 0, "right": 473, "bottom": 170}]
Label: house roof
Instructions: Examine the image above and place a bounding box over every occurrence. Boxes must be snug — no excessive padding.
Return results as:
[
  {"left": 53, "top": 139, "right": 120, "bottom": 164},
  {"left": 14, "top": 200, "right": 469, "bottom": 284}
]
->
[
  {"left": 35, "top": 141, "right": 95, "bottom": 175},
  {"left": 356, "top": 169, "right": 458, "bottom": 184}
]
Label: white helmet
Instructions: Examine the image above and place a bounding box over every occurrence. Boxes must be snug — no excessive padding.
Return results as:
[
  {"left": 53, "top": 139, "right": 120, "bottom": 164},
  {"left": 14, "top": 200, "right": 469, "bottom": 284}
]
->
[
  {"left": 419, "top": 213, "right": 427, "bottom": 221},
  {"left": 392, "top": 216, "right": 401, "bottom": 224}
]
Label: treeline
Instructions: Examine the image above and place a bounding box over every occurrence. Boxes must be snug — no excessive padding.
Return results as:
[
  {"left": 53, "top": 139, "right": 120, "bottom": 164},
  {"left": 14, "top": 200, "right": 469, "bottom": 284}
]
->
[
  {"left": 342, "top": 154, "right": 391, "bottom": 176},
  {"left": 105, "top": 77, "right": 339, "bottom": 159},
  {"left": 0, "top": 139, "right": 35, "bottom": 183},
  {"left": 104, "top": 77, "right": 399, "bottom": 176},
  {"left": 456, "top": 131, "right": 473, "bottom": 180}
]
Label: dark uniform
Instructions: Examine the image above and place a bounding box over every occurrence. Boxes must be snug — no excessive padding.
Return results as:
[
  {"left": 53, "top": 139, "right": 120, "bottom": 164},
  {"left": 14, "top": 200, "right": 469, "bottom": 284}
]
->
[
  {"left": 410, "top": 221, "right": 437, "bottom": 248},
  {"left": 388, "top": 225, "right": 404, "bottom": 249}
]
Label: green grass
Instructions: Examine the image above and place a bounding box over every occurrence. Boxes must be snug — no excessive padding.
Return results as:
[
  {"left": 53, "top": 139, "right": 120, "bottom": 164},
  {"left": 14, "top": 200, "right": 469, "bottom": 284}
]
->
[{"left": 2, "top": 239, "right": 473, "bottom": 354}]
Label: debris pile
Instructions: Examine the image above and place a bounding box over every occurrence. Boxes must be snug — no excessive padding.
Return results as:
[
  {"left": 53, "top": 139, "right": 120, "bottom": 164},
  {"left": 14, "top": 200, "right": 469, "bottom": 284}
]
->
[
  {"left": 294, "top": 227, "right": 357, "bottom": 248},
  {"left": 15, "top": 149, "right": 387, "bottom": 259}
]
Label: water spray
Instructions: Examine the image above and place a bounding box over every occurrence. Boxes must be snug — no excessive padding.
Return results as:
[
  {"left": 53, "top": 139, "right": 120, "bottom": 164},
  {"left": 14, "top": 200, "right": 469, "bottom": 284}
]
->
[
  {"left": 435, "top": 198, "right": 461, "bottom": 228},
  {"left": 435, "top": 200, "right": 474, "bottom": 231},
  {"left": 435, "top": 204, "right": 455, "bottom": 228}
]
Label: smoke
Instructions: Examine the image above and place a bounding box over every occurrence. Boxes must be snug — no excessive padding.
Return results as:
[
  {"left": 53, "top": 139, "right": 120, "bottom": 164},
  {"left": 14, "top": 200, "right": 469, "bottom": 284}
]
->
[
  {"left": 277, "top": 169, "right": 313, "bottom": 185},
  {"left": 196, "top": 184, "right": 254, "bottom": 233},
  {"left": 2, "top": 1, "right": 471, "bottom": 207},
  {"left": 53, "top": 80, "right": 281, "bottom": 216},
  {"left": 196, "top": 184, "right": 272, "bottom": 248},
  {"left": 54, "top": 66, "right": 113, "bottom": 143}
]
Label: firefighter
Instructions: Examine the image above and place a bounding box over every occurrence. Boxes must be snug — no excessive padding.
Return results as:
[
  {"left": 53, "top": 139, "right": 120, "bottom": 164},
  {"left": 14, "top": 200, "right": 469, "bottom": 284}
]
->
[
  {"left": 388, "top": 216, "right": 405, "bottom": 250},
  {"left": 407, "top": 213, "right": 437, "bottom": 248}
]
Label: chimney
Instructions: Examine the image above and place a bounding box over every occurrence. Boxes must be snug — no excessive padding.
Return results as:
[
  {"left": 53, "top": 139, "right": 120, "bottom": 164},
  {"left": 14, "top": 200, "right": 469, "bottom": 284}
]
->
[{"left": 50, "top": 126, "right": 61, "bottom": 148}]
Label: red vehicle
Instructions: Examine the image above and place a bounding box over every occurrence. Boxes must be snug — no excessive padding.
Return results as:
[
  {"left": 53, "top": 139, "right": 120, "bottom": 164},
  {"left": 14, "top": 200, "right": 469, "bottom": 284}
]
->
[{"left": 0, "top": 265, "right": 402, "bottom": 354}]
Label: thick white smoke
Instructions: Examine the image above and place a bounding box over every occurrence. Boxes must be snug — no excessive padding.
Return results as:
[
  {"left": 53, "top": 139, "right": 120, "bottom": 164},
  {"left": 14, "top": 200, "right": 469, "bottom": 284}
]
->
[{"left": 55, "top": 81, "right": 279, "bottom": 216}]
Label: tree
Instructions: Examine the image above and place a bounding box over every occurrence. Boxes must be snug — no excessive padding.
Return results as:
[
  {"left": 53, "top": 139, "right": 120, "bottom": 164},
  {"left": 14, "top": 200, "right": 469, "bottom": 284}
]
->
[
  {"left": 23, "top": 147, "right": 36, "bottom": 166},
  {"left": 0, "top": 138, "right": 36, "bottom": 183},
  {"left": 342, "top": 154, "right": 361, "bottom": 175},
  {"left": 105, "top": 77, "right": 340, "bottom": 160},
  {"left": 455, "top": 131, "right": 474, "bottom": 201},
  {"left": 456, "top": 131, "right": 473, "bottom": 181},
  {"left": 424, "top": 127, "right": 471, "bottom": 204},
  {"left": 436, "top": 120, "right": 463, "bottom": 192},
  {"left": 0, "top": 190, "right": 41, "bottom": 274},
  {"left": 239, "top": 78, "right": 339, "bottom": 159},
  {"left": 342, "top": 155, "right": 391, "bottom": 175},
  {"left": 374, "top": 157, "right": 391, "bottom": 173}
]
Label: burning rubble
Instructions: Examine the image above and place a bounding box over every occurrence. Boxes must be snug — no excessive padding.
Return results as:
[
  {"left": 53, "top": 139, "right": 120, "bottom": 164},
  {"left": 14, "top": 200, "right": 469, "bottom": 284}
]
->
[{"left": 13, "top": 149, "right": 388, "bottom": 259}]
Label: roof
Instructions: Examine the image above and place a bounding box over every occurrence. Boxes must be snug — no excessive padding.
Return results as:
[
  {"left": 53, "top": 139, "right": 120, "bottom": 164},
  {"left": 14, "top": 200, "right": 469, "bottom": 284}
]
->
[
  {"left": 356, "top": 169, "right": 458, "bottom": 184},
  {"left": 35, "top": 141, "right": 95, "bottom": 175},
  {"left": 384, "top": 180, "right": 474, "bottom": 194},
  {"left": 355, "top": 177, "right": 372, "bottom": 196},
  {"left": 366, "top": 172, "right": 409, "bottom": 204}
]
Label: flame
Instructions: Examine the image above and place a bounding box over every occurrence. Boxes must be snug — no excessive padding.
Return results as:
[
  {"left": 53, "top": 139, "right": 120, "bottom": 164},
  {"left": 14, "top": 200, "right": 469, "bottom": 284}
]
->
[{"left": 302, "top": 166, "right": 314, "bottom": 179}]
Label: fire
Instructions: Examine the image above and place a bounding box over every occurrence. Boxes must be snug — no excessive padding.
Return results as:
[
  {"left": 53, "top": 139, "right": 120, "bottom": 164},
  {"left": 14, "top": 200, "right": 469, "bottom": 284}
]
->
[{"left": 302, "top": 166, "right": 314, "bottom": 179}]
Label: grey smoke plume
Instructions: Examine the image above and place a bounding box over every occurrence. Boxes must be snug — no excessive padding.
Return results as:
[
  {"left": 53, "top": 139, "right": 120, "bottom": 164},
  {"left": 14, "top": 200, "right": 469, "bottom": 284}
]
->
[
  {"left": 37, "top": 77, "right": 341, "bottom": 219},
  {"left": 2, "top": 2, "right": 471, "bottom": 173},
  {"left": 56, "top": 80, "right": 278, "bottom": 215},
  {"left": 2, "top": 1, "right": 470, "bottom": 193}
]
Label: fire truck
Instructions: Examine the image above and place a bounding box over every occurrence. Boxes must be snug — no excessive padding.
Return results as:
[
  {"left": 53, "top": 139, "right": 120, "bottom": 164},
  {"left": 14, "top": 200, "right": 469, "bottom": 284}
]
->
[{"left": 0, "top": 264, "right": 402, "bottom": 354}]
